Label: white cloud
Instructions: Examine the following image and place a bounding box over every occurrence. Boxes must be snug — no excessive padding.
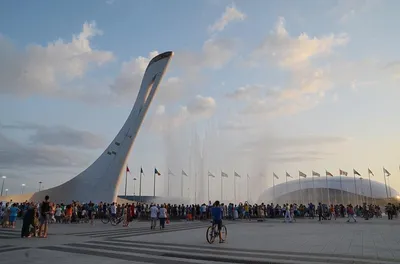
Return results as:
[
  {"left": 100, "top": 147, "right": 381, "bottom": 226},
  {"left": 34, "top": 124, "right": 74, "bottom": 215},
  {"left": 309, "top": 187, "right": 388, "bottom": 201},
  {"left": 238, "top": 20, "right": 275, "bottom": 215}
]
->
[
  {"left": 0, "top": 21, "right": 114, "bottom": 97},
  {"left": 209, "top": 4, "right": 246, "bottom": 33},
  {"left": 155, "top": 105, "right": 166, "bottom": 115},
  {"left": 232, "top": 17, "right": 352, "bottom": 119},
  {"left": 149, "top": 95, "right": 217, "bottom": 133},
  {"left": 332, "top": 0, "right": 379, "bottom": 24},
  {"left": 226, "top": 84, "right": 263, "bottom": 100},
  {"left": 251, "top": 17, "right": 349, "bottom": 70},
  {"left": 186, "top": 95, "right": 216, "bottom": 116}
]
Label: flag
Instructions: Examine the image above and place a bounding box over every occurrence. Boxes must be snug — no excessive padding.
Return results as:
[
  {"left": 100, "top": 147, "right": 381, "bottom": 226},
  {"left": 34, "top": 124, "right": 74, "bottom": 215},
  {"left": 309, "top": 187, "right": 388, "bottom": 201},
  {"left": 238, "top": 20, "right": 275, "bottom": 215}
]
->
[
  {"left": 126, "top": 166, "right": 131, "bottom": 173},
  {"left": 326, "top": 170, "right": 333, "bottom": 177},
  {"left": 140, "top": 167, "right": 144, "bottom": 174},
  {"left": 339, "top": 169, "right": 348, "bottom": 176},
  {"left": 168, "top": 168, "right": 175, "bottom": 176},
  {"left": 312, "top": 171, "right": 320, "bottom": 177},
  {"left": 353, "top": 169, "right": 361, "bottom": 176},
  {"left": 182, "top": 170, "right": 188, "bottom": 177},
  {"left": 383, "top": 167, "right": 391, "bottom": 176},
  {"left": 208, "top": 171, "right": 215, "bottom": 178},
  {"left": 273, "top": 173, "right": 279, "bottom": 179},
  {"left": 286, "top": 172, "right": 292, "bottom": 178},
  {"left": 154, "top": 168, "right": 161, "bottom": 176},
  {"left": 368, "top": 168, "right": 374, "bottom": 176},
  {"left": 234, "top": 171, "right": 241, "bottom": 178},
  {"left": 221, "top": 171, "right": 228, "bottom": 178},
  {"left": 299, "top": 171, "right": 307, "bottom": 178}
]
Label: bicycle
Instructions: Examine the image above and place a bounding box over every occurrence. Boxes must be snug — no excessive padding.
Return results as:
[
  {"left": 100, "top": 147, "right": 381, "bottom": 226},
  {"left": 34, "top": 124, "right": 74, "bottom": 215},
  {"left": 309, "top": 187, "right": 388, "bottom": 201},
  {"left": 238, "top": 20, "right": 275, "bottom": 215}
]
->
[{"left": 206, "top": 221, "right": 227, "bottom": 244}]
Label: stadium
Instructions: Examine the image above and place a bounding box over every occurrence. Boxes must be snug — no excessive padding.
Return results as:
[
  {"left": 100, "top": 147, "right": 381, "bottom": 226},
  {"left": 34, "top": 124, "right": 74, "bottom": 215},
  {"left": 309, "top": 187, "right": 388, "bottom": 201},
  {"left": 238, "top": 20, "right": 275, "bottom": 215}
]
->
[{"left": 258, "top": 177, "right": 399, "bottom": 205}]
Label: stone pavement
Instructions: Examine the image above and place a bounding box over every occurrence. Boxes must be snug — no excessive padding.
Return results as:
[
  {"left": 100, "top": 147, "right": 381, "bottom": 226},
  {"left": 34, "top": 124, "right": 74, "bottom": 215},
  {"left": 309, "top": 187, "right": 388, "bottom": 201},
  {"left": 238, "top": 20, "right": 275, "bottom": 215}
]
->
[{"left": 1, "top": 217, "right": 400, "bottom": 264}]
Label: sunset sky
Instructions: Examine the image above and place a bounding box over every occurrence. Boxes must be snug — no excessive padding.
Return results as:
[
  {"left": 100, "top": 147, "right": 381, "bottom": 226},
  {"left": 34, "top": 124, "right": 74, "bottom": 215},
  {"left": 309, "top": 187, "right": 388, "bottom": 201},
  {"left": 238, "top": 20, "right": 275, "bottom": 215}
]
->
[{"left": 1, "top": 0, "right": 399, "bottom": 202}]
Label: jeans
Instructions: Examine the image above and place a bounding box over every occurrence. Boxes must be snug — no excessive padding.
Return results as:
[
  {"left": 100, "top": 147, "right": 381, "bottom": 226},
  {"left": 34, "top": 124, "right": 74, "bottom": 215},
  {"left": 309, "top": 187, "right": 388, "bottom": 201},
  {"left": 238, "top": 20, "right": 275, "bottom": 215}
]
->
[
  {"left": 159, "top": 218, "right": 165, "bottom": 228},
  {"left": 151, "top": 217, "right": 157, "bottom": 228}
]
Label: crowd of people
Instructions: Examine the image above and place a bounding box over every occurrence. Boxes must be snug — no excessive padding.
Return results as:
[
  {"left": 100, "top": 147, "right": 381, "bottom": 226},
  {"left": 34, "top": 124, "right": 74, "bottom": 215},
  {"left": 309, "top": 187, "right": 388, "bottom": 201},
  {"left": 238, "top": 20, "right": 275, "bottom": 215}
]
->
[{"left": 1, "top": 195, "right": 399, "bottom": 239}]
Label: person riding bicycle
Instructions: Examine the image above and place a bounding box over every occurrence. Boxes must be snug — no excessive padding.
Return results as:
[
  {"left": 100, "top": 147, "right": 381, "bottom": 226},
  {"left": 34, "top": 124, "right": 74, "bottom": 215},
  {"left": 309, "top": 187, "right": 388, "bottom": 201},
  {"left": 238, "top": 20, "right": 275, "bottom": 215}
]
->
[{"left": 211, "top": 200, "right": 223, "bottom": 243}]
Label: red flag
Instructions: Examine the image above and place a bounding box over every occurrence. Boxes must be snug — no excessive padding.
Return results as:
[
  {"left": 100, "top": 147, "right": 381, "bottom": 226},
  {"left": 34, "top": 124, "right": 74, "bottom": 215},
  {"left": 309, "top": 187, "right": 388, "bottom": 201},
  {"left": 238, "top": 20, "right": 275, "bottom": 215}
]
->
[{"left": 126, "top": 166, "right": 131, "bottom": 173}]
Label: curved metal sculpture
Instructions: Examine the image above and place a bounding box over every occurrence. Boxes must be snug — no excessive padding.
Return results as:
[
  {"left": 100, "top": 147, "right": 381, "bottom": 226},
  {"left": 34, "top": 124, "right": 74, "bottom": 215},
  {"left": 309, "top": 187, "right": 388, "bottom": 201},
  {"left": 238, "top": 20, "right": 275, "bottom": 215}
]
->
[{"left": 29, "top": 51, "right": 174, "bottom": 203}]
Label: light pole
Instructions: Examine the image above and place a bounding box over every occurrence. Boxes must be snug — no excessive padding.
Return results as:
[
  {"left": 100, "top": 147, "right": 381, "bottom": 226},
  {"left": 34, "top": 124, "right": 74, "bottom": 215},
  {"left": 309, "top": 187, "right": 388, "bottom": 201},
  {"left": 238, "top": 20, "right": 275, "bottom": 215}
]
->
[
  {"left": 38, "top": 181, "right": 42, "bottom": 192},
  {"left": 1, "top": 176, "right": 6, "bottom": 196},
  {"left": 5, "top": 189, "right": 8, "bottom": 196},
  {"left": 21, "top": 184, "right": 26, "bottom": 194},
  {"left": 133, "top": 178, "right": 137, "bottom": 196}
]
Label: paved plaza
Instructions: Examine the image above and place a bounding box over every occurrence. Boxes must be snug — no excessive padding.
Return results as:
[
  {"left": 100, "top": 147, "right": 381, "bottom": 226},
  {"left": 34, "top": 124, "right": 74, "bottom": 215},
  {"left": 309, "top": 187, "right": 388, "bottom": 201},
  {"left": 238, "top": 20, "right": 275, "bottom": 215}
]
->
[{"left": 1, "top": 218, "right": 400, "bottom": 264}]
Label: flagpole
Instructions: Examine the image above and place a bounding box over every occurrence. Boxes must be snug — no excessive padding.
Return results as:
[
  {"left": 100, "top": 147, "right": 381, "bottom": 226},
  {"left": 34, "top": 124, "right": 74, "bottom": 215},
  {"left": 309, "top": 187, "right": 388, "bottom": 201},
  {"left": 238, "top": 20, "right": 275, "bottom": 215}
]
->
[
  {"left": 312, "top": 172, "right": 314, "bottom": 204},
  {"left": 247, "top": 174, "right": 249, "bottom": 202},
  {"left": 383, "top": 167, "right": 388, "bottom": 199},
  {"left": 181, "top": 170, "right": 184, "bottom": 198},
  {"left": 139, "top": 167, "right": 142, "bottom": 202},
  {"left": 234, "top": 170, "right": 236, "bottom": 204},
  {"left": 194, "top": 172, "right": 197, "bottom": 204},
  {"left": 298, "top": 173, "right": 301, "bottom": 205},
  {"left": 326, "top": 173, "right": 329, "bottom": 205},
  {"left": 220, "top": 171, "right": 223, "bottom": 202},
  {"left": 387, "top": 175, "right": 392, "bottom": 198},
  {"left": 167, "top": 169, "right": 170, "bottom": 197},
  {"left": 153, "top": 167, "right": 156, "bottom": 197},
  {"left": 273, "top": 173, "right": 275, "bottom": 202},
  {"left": 285, "top": 174, "right": 288, "bottom": 198},
  {"left": 341, "top": 174, "right": 344, "bottom": 205},
  {"left": 208, "top": 171, "right": 210, "bottom": 203},
  {"left": 368, "top": 170, "right": 373, "bottom": 205},
  {"left": 124, "top": 165, "right": 128, "bottom": 199},
  {"left": 353, "top": 170, "right": 358, "bottom": 205}
]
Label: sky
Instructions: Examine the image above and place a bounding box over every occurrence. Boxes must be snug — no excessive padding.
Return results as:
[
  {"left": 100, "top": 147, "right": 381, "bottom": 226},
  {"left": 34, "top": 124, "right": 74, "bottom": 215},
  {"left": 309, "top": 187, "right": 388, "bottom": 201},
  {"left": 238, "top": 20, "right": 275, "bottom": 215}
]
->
[{"left": 1, "top": 0, "right": 400, "bottom": 203}]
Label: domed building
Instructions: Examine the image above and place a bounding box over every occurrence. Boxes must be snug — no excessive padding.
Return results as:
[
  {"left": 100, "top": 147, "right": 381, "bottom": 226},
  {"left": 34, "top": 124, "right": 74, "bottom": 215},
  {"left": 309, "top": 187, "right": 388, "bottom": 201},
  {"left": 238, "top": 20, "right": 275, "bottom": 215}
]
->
[{"left": 258, "top": 176, "right": 399, "bottom": 205}]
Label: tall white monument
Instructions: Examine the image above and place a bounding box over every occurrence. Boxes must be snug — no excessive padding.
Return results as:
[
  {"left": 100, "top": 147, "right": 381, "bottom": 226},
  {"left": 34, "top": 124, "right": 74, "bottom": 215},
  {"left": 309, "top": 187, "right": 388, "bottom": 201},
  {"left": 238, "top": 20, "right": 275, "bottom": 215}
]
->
[{"left": 28, "top": 51, "right": 174, "bottom": 203}]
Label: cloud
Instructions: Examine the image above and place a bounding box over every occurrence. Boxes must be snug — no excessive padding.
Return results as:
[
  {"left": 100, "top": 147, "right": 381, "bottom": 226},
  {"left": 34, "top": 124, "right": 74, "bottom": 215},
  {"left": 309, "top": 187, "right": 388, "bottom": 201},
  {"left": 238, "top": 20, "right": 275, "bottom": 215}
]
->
[
  {"left": 226, "top": 84, "right": 263, "bottom": 100},
  {"left": 186, "top": 95, "right": 216, "bottom": 117},
  {"left": 1, "top": 122, "right": 105, "bottom": 149},
  {"left": 0, "top": 132, "right": 91, "bottom": 170},
  {"left": 332, "top": 0, "right": 379, "bottom": 24},
  {"left": 231, "top": 17, "right": 351, "bottom": 119},
  {"left": 383, "top": 61, "right": 400, "bottom": 79},
  {"left": 149, "top": 95, "right": 217, "bottom": 133},
  {"left": 209, "top": 4, "right": 246, "bottom": 33},
  {"left": 0, "top": 22, "right": 114, "bottom": 97},
  {"left": 174, "top": 37, "right": 237, "bottom": 74},
  {"left": 251, "top": 17, "right": 348, "bottom": 70}
]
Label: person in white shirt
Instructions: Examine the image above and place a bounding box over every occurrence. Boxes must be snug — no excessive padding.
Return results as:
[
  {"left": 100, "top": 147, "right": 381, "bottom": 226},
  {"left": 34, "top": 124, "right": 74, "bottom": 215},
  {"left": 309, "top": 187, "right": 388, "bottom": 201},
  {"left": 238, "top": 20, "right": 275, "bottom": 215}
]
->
[
  {"left": 110, "top": 203, "right": 117, "bottom": 218},
  {"left": 150, "top": 204, "right": 159, "bottom": 229},
  {"left": 159, "top": 204, "right": 167, "bottom": 229}
]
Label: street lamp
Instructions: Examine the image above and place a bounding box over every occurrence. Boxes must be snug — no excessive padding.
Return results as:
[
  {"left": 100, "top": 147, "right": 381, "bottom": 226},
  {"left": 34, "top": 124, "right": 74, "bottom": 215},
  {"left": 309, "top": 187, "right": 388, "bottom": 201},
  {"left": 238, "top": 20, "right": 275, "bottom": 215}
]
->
[
  {"left": 38, "top": 181, "right": 42, "bottom": 192},
  {"left": 5, "top": 189, "right": 8, "bottom": 196},
  {"left": 1, "top": 176, "right": 6, "bottom": 196},
  {"left": 21, "top": 184, "right": 26, "bottom": 194}
]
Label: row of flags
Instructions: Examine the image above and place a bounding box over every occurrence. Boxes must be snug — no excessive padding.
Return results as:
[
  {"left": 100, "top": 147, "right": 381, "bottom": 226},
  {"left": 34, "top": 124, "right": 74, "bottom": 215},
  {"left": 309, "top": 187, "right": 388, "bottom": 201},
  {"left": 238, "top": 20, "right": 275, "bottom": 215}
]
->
[
  {"left": 273, "top": 168, "right": 392, "bottom": 179},
  {"left": 127, "top": 166, "right": 393, "bottom": 180},
  {"left": 126, "top": 166, "right": 189, "bottom": 177},
  {"left": 209, "top": 171, "right": 250, "bottom": 179}
]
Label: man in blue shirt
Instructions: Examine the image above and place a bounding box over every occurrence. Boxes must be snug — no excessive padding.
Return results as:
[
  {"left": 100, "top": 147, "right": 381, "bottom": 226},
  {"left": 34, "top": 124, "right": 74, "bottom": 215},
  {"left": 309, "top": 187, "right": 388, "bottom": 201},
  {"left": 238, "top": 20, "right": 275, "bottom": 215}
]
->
[{"left": 211, "top": 200, "right": 223, "bottom": 243}]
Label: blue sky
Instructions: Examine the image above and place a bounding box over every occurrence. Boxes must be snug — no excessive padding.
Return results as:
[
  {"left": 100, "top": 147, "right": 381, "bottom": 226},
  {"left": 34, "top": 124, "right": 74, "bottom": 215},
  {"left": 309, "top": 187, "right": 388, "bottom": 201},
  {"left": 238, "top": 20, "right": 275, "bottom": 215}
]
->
[{"left": 1, "top": 0, "right": 400, "bottom": 202}]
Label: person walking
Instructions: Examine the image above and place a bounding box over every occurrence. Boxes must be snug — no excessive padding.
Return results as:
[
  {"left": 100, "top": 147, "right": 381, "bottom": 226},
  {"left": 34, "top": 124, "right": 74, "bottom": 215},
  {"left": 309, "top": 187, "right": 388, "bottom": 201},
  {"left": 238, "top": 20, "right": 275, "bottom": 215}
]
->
[
  {"left": 159, "top": 204, "right": 167, "bottom": 229},
  {"left": 150, "top": 204, "right": 158, "bottom": 229}
]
